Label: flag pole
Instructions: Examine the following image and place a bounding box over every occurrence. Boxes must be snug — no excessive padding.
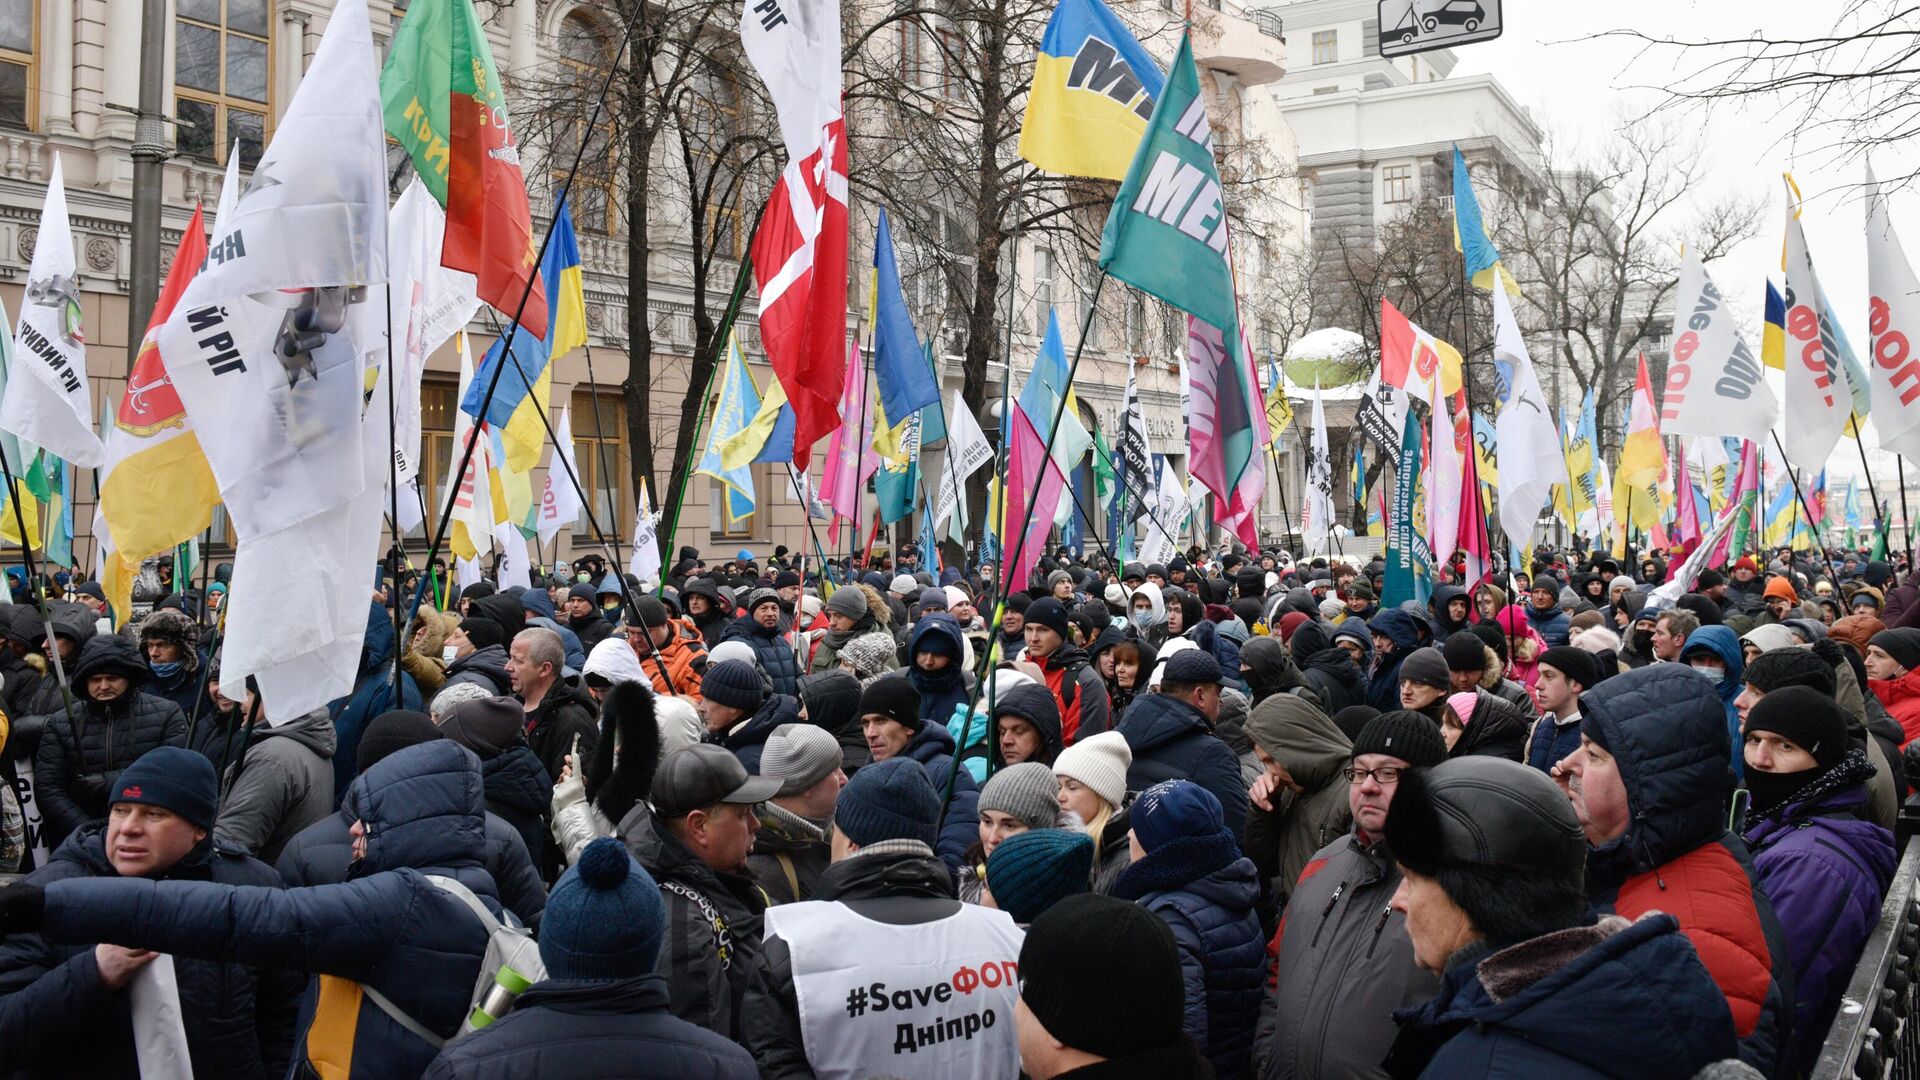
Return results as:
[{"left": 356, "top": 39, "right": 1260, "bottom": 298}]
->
[
  {"left": 384, "top": 283, "right": 407, "bottom": 700},
  {"left": 403, "top": 3, "right": 643, "bottom": 634},
  {"left": 786, "top": 462, "right": 838, "bottom": 589},
  {"left": 1899, "top": 454, "right": 1913, "bottom": 569},
  {"left": 1770, "top": 432, "right": 1841, "bottom": 585},
  {"left": 0, "top": 443, "right": 82, "bottom": 785},
  {"left": 944, "top": 273, "right": 1108, "bottom": 816},
  {"left": 1849, "top": 426, "right": 1887, "bottom": 573},
  {"left": 579, "top": 339, "right": 624, "bottom": 574},
  {"left": 1451, "top": 248, "right": 1503, "bottom": 654}
]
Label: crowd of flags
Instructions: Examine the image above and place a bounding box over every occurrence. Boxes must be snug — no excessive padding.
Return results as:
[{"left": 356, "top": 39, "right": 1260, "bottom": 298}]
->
[{"left": 4, "top": 0, "right": 1920, "bottom": 723}]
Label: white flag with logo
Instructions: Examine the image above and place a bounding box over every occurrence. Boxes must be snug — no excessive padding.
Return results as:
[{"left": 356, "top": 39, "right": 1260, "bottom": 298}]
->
[
  {"left": 1661, "top": 252, "right": 1778, "bottom": 443},
  {"left": 630, "top": 481, "right": 663, "bottom": 584},
  {"left": 388, "top": 176, "right": 479, "bottom": 483},
  {"left": 1867, "top": 165, "right": 1920, "bottom": 460},
  {"left": 934, "top": 388, "right": 990, "bottom": 536},
  {"left": 740, "top": 0, "right": 841, "bottom": 164},
  {"left": 536, "top": 407, "right": 584, "bottom": 544},
  {"left": 493, "top": 522, "right": 532, "bottom": 592},
  {"left": 2, "top": 154, "right": 104, "bottom": 468},
  {"left": 1490, "top": 285, "right": 1565, "bottom": 546},
  {"left": 1780, "top": 185, "right": 1854, "bottom": 471},
  {"left": 159, "top": 0, "right": 388, "bottom": 539},
  {"left": 1303, "top": 383, "right": 1336, "bottom": 555}
]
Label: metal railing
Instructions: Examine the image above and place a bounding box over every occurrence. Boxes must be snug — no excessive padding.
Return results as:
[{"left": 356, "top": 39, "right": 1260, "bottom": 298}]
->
[{"left": 1815, "top": 833, "right": 1920, "bottom": 1079}]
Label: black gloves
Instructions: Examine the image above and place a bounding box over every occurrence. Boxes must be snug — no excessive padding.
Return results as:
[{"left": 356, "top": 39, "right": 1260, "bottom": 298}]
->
[{"left": 0, "top": 883, "right": 45, "bottom": 934}]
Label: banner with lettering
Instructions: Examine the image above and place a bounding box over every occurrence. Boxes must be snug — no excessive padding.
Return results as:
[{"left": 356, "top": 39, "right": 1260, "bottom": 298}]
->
[{"left": 1660, "top": 252, "right": 1778, "bottom": 444}]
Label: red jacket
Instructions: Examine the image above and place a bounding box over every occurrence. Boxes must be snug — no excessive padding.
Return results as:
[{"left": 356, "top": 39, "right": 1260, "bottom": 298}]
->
[{"left": 1871, "top": 668, "right": 1920, "bottom": 746}]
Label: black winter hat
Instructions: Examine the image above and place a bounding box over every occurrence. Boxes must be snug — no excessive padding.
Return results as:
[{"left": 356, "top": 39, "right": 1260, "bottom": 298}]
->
[
  {"left": 460, "top": 617, "right": 506, "bottom": 652},
  {"left": 857, "top": 673, "right": 922, "bottom": 731},
  {"left": 632, "top": 597, "right": 671, "bottom": 629},
  {"left": 567, "top": 583, "right": 597, "bottom": 605},
  {"left": 1538, "top": 646, "right": 1600, "bottom": 690},
  {"left": 1745, "top": 685, "right": 1849, "bottom": 770},
  {"left": 774, "top": 570, "right": 801, "bottom": 590},
  {"left": 1743, "top": 647, "right": 1836, "bottom": 697},
  {"left": 113, "top": 746, "right": 220, "bottom": 832},
  {"left": 1397, "top": 646, "right": 1450, "bottom": 690},
  {"left": 1019, "top": 894, "right": 1186, "bottom": 1058},
  {"left": 1873, "top": 628, "right": 1920, "bottom": 672},
  {"left": 1331, "top": 705, "right": 1382, "bottom": 743},
  {"left": 1442, "top": 631, "right": 1489, "bottom": 673},
  {"left": 69, "top": 635, "right": 154, "bottom": 694},
  {"left": 356, "top": 710, "right": 440, "bottom": 773},
  {"left": 995, "top": 682, "right": 1064, "bottom": 758},
  {"left": 460, "top": 582, "right": 496, "bottom": 601},
  {"left": 1025, "top": 597, "right": 1071, "bottom": 641},
  {"left": 1469, "top": 621, "right": 1509, "bottom": 663},
  {"left": 703, "top": 659, "right": 770, "bottom": 712},
  {"left": 1351, "top": 710, "right": 1448, "bottom": 768},
  {"left": 1162, "top": 649, "right": 1222, "bottom": 685}
]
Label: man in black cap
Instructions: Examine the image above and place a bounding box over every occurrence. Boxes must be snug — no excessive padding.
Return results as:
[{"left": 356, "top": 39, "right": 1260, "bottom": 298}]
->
[
  {"left": 1262, "top": 712, "right": 1447, "bottom": 1080},
  {"left": 0, "top": 747, "right": 303, "bottom": 1078},
  {"left": 1394, "top": 646, "right": 1451, "bottom": 713},
  {"left": 442, "top": 616, "right": 514, "bottom": 695},
  {"left": 1527, "top": 646, "right": 1599, "bottom": 774},
  {"left": 1383, "top": 756, "right": 1736, "bottom": 1078},
  {"left": 1014, "top": 893, "right": 1210, "bottom": 1078},
  {"left": 621, "top": 744, "right": 780, "bottom": 1041},
  {"left": 773, "top": 571, "right": 803, "bottom": 615},
  {"left": 1118, "top": 648, "right": 1248, "bottom": 840},
  {"left": 560, "top": 582, "right": 612, "bottom": 650},
  {"left": 1023, "top": 597, "right": 1110, "bottom": 743},
  {"left": 1441, "top": 630, "right": 1534, "bottom": 712}
]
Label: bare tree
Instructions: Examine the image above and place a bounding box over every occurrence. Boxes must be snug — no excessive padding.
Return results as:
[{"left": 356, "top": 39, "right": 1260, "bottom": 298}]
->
[{"left": 1599, "top": 1, "right": 1920, "bottom": 190}]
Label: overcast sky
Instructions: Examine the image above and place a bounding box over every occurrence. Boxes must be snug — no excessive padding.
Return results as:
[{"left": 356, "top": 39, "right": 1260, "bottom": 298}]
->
[{"left": 1447, "top": 0, "right": 1920, "bottom": 491}]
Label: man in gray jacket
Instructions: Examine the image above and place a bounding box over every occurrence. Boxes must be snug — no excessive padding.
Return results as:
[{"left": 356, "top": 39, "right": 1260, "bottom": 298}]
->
[
  {"left": 1257, "top": 711, "right": 1448, "bottom": 1080},
  {"left": 213, "top": 696, "right": 337, "bottom": 864}
]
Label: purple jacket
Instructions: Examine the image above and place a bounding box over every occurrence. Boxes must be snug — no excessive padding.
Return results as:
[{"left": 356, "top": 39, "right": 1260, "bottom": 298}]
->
[{"left": 1743, "top": 755, "right": 1897, "bottom": 1073}]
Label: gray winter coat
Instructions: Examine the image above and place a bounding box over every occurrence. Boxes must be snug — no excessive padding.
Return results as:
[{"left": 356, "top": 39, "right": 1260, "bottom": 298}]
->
[
  {"left": 1256, "top": 832, "right": 1438, "bottom": 1080},
  {"left": 212, "top": 706, "right": 337, "bottom": 865}
]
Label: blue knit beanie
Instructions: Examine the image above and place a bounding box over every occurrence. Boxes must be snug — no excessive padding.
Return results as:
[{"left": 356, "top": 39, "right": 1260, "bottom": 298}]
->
[
  {"left": 538, "top": 838, "right": 667, "bottom": 980},
  {"left": 833, "top": 757, "right": 940, "bottom": 848},
  {"left": 113, "top": 747, "right": 219, "bottom": 832},
  {"left": 986, "top": 829, "right": 1092, "bottom": 924},
  {"left": 1131, "top": 780, "right": 1225, "bottom": 853}
]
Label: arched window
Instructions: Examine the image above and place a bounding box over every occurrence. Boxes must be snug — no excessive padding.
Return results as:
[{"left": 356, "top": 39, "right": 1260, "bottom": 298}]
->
[{"left": 553, "top": 12, "right": 618, "bottom": 233}]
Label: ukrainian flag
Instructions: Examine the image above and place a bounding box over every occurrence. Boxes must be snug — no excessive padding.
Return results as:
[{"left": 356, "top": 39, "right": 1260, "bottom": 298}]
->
[
  {"left": 697, "top": 333, "right": 760, "bottom": 524},
  {"left": 1019, "top": 0, "right": 1164, "bottom": 182},
  {"left": 463, "top": 200, "right": 590, "bottom": 473},
  {"left": 1450, "top": 146, "right": 1521, "bottom": 297},
  {"left": 1763, "top": 281, "right": 1786, "bottom": 371}
]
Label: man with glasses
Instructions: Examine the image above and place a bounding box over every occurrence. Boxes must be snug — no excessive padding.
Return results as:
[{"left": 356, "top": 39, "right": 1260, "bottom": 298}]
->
[{"left": 1256, "top": 711, "right": 1449, "bottom": 1080}]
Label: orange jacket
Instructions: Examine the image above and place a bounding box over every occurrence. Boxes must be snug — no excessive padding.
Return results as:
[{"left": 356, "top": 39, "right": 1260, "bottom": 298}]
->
[{"left": 639, "top": 617, "right": 707, "bottom": 701}]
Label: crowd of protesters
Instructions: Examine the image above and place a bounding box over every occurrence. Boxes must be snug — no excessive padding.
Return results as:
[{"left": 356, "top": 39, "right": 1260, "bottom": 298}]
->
[{"left": 0, "top": 535, "right": 1905, "bottom": 1078}]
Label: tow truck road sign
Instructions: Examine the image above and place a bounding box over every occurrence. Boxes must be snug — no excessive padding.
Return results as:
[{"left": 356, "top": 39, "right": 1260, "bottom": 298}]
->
[{"left": 1378, "top": 0, "right": 1502, "bottom": 57}]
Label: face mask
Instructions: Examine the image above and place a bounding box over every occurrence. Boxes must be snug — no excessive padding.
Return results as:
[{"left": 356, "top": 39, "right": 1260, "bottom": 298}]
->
[
  {"left": 443, "top": 646, "right": 460, "bottom": 665},
  {"left": 577, "top": 573, "right": 592, "bottom": 584},
  {"left": 1132, "top": 609, "right": 1153, "bottom": 627},
  {"left": 150, "top": 661, "right": 183, "bottom": 679},
  {"left": 1744, "top": 765, "right": 1817, "bottom": 817}
]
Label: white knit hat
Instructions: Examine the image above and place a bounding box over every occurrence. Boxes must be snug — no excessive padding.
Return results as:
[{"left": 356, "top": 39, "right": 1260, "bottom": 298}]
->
[
  {"left": 1148, "top": 638, "right": 1197, "bottom": 689},
  {"left": 1053, "top": 731, "right": 1132, "bottom": 810}
]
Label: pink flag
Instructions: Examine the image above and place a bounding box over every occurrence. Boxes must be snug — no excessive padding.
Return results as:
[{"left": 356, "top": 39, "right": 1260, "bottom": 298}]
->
[
  {"left": 819, "top": 339, "right": 877, "bottom": 545},
  {"left": 1674, "top": 440, "right": 1702, "bottom": 549},
  {"left": 1708, "top": 440, "right": 1760, "bottom": 569},
  {"left": 1004, "top": 405, "right": 1067, "bottom": 594}
]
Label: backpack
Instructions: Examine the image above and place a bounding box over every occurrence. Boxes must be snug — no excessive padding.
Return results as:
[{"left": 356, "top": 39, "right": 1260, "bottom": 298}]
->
[{"left": 364, "top": 875, "right": 547, "bottom": 1049}]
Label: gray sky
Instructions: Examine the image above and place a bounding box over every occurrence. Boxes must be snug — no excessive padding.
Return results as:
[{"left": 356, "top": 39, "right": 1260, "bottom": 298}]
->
[{"left": 1448, "top": 0, "right": 1920, "bottom": 487}]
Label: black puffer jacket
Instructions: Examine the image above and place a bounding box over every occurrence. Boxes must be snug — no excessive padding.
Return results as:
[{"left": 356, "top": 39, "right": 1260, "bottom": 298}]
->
[
  {"left": 721, "top": 615, "right": 804, "bottom": 698},
  {"left": 1290, "top": 622, "right": 1366, "bottom": 713},
  {"left": 479, "top": 746, "right": 552, "bottom": 877},
  {"left": 707, "top": 693, "right": 800, "bottom": 775},
  {"left": 1444, "top": 687, "right": 1533, "bottom": 762},
  {"left": 524, "top": 678, "right": 599, "bottom": 790},
  {"left": 0, "top": 823, "right": 303, "bottom": 1079},
  {"left": 34, "top": 636, "right": 187, "bottom": 849}
]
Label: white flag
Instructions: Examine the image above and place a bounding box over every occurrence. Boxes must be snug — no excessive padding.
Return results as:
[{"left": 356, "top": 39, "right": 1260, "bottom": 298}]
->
[
  {"left": 1, "top": 155, "right": 104, "bottom": 468},
  {"left": 159, "top": 0, "right": 387, "bottom": 539},
  {"left": 1780, "top": 185, "right": 1854, "bottom": 471},
  {"left": 1137, "top": 463, "right": 1187, "bottom": 567},
  {"left": 395, "top": 478, "right": 425, "bottom": 535},
  {"left": 739, "top": 0, "right": 841, "bottom": 165},
  {"left": 493, "top": 522, "right": 532, "bottom": 592},
  {"left": 536, "top": 407, "right": 584, "bottom": 543},
  {"left": 1867, "top": 165, "right": 1920, "bottom": 460},
  {"left": 933, "top": 388, "right": 990, "bottom": 535},
  {"left": 388, "top": 177, "right": 480, "bottom": 483},
  {"left": 1303, "top": 383, "right": 1336, "bottom": 555},
  {"left": 455, "top": 556, "right": 483, "bottom": 591},
  {"left": 446, "top": 336, "right": 496, "bottom": 553},
  {"left": 630, "top": 481, "right": 662, "bottom": 584},
  {"left": 1662, "top": 252, "right": 1778, "bottom": 443},
  {"left": 1490, "top": 285, "right": 1566, "bottom": 547},
  {"left": 211, "top": 150, "right": 242, "bottom": 235},
  {"left": 203, "top": 0, "right": 393, "bottom": 721},
  {"left": 1427, "top": 381, "right": 1462, "bottom": 563}
]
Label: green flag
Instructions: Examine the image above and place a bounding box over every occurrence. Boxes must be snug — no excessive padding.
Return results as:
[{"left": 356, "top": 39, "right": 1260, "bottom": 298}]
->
[
  {"left": 874, "top": 409, "right": 922, "bottom": 525},
  {"left": 1381, "top": 409, "right": 1431, "bottom": 609},
  {"left": 1098, "top": 32, "right": 1239, "bottom": 344},
  {"left": 1092, "top": 428, "right": 1116, "bottom": 513}
]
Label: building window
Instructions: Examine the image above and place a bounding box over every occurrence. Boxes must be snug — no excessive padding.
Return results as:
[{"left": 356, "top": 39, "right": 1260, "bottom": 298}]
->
[
  {"left": 1382, "top": 163, "right": 1413, "bottom": 204},
  {"left": 1311, "top": 85, "right": 1337, "bottom": 95},
  {"left": 174, "top": 0, "right": 270, "bottom": 164},
  {"left": 1311, "top": 29, "right": 1337, "bottom": 65},
  {"left": 708, "top": 472, "right": 757, "bottom": 539},
  {"left": 936, "top": 26, "right": 965, "bottom": 99},
  {"left": 415, "top": 380, "right": 460, "bottom": 538},
  {"left": 553, "top": 13, "right": 619, "bottom": 234},
  {"left": 0, "top": 0, "right": 33, "bottom": 130},
  {"left": 1033, "top": 248, "right": 1053, "bottom": 335},
  {"left": 572, "top": 388, "right": 628, "bottom": 537},
  {"left": 896, "top": 18, "right": 923, "bottom": 82}
]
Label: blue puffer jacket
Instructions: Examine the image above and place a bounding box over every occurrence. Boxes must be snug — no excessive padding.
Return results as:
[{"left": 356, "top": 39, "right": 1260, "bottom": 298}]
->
[
  {"left": 1524, "top": 601, "right": 1572, "bottom": 647},
  {"left": 0, "top": 824, "right": 303, "bottom": 1079},
  {"left": 708, "top": 693, "right": 801, "bottom": 774},
  {"left": 899, "top": 722, "right": 979, "bottom": 871},
  {"left": 329, "top": 602, "right": 424, "bottom": 804},
  {"left": 1117, "top": 693, "right": 1248, "bottom": 841},
  {"left": 1113, "top": 832, "right": 1263, "bottom": 1080},
  {"left": 722, "top": 615, "right": 804, "bottom": 698},
  {"left": 479, "top": 744, "right": 552, "bottom": 878},
  {"left": 907, "top": 615, "right": 972, "bottom": 728},
  {"left": 39, "top": 741, "right": 504, "bottom": 1080},
  {"left": 1365, "top": 609, "right": 1423, "bottom": 712},
  {"left": 421, "top": 974, "right": 758, "bottom": 1079},
  {"left": 1387, "top": 914, "right": 1737, "bottom": 1079},
  {"left": 1526, "top": 713, "right": 1584, "bottom": 775},
  {"left": 1679, "top": 624, "right": 1746, "bottom": 779}
]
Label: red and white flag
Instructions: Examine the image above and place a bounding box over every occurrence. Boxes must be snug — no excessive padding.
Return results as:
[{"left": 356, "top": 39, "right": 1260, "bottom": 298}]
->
[{"left": 742, "top": 0, "right": 848, "bottom": 462}]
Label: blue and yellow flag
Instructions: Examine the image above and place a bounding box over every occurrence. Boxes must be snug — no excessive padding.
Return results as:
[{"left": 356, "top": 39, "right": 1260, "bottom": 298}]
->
[
  {"left": 696, "top": 333, "right": 760, "bottom": 525},
  {"left": 464, "top": 199, "right": 589, "bottom": 472},
  {"left": 1763, "top": 281, "right": 1786, "bottom": 371},
  {"left": 1451, "top": 146, "right": 1521, "bottom": 297},
  {"left": 1019, "top": 0, "right": 1165, "bottom": 182}
]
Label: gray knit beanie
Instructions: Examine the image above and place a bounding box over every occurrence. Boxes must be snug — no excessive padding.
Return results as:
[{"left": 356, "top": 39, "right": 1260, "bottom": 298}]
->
[{"left": 978, "top": 762, "right": 1061, "bottom": 831}]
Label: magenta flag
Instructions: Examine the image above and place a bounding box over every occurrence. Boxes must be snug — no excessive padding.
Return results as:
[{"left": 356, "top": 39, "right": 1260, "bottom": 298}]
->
[
  {"left": 819, "top": 340, "right": 878, "bottom": 545},
  {"left": 1004, "top": 405, "right": 1067, "bottom": 593}
]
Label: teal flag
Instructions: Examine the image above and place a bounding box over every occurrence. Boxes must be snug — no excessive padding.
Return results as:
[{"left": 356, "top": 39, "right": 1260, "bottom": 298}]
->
[
  {"left": 1382, "top": 409, "right": 1432, "bottom": 609},
  {"left": 1098, "top": 33, "right": 1240, "bottom": 350},
  {"left": 45, "top": 455, "right": 71, "bottom": 568},
  {"left": 874, "top": 411, "right": 922, "bottom": 524}
]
